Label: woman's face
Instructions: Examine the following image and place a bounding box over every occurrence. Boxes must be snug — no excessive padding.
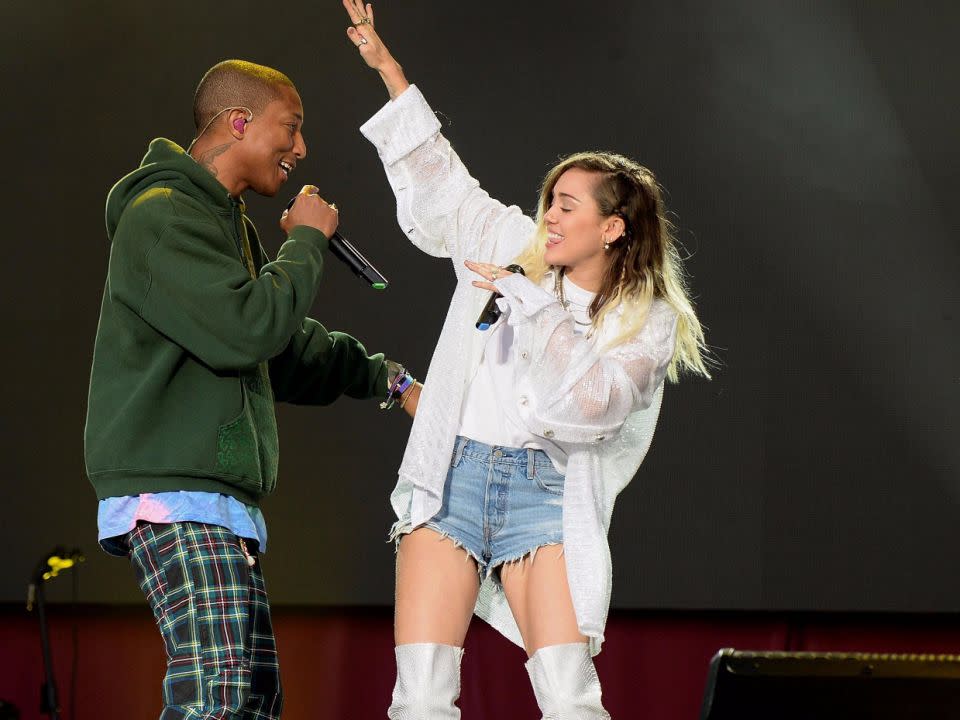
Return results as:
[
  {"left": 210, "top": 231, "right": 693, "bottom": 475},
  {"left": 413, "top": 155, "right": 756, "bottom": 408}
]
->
[{"left": 542, "top": 168, "right": 614, "bottom": 274}]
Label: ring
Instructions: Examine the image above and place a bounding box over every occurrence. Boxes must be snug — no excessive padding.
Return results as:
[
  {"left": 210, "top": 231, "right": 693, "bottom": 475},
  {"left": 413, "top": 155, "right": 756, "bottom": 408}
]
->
[
  {"left": 354, "top": 17, "right": 371, "bottom": 25},
  {"left": 491, "top": 268, "right": 500, "bottom": 280},
  {"left": 328, "top": 202, "right": 338, "bottom": 212},
  {"left": 358, "top": 37, "right": 369, "bottom": 45}
]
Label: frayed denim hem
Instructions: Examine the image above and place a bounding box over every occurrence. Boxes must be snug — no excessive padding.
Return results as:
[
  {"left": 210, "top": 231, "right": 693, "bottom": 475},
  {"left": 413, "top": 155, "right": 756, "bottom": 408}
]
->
[
  {"left": 487, "top": 541, "right": 564, "bottom": 586},
  {"left": 388, "top": 519, "right": 486, "bottom": 575},
  {"left": 387, "top": 518, "right": 413, "bottom": 550},
  {"left": 388, "top": 522, "right": 564, "bottom": 587}
]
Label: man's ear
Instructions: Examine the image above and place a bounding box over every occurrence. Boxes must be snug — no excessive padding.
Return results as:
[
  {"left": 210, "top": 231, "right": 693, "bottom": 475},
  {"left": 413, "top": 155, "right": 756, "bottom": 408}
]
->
[{"left": 228, "top": 108, "right": 251, "bottom": 138}]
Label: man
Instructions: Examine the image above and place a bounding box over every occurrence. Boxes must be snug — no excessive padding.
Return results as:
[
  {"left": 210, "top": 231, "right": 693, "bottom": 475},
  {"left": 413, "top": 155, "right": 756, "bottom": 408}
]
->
[{"left": 84, "top": 59, "right": 403, "bottom": 718}]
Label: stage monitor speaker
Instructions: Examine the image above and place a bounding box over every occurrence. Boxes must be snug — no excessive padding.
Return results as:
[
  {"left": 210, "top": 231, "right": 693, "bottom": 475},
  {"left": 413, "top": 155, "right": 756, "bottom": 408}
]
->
[{"left": 700, "top": 649, "right": 960, "bottom": 720}]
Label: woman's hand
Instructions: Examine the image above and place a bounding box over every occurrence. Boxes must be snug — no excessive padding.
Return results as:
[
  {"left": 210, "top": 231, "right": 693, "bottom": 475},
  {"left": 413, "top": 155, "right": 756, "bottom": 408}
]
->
[
  {"left": 342, "top": 1, "right": 410, "bottom": 99},
  {"left": 465, "top": 260, "right": 517, "bottom": 293}
]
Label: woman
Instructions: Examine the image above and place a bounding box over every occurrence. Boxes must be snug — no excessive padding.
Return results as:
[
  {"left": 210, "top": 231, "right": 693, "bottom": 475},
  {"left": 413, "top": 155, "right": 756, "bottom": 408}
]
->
[{"left": 343, "top": 2, "right": 710, "bottom": 717}]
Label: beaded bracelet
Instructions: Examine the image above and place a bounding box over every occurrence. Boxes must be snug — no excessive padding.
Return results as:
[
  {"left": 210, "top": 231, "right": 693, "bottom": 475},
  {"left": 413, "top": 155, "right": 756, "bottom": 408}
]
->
[
  {"left": 398, "top": 382, "right": 417, "bottom": 409},
  {"left": 380, "top": 368, "right": 416, "bottom": 410}
]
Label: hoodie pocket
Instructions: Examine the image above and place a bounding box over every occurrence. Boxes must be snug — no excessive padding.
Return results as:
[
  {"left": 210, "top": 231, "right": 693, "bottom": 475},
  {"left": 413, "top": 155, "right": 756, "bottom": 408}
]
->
[{"left": 215, "top": 368, "right": 278, "bottom": 495}]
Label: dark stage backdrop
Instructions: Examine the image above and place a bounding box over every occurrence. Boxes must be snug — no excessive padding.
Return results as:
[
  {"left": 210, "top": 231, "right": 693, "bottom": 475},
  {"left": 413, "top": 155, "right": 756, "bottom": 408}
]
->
[{"left": 2, "top": 1, "right": 957, "bottom": 611}]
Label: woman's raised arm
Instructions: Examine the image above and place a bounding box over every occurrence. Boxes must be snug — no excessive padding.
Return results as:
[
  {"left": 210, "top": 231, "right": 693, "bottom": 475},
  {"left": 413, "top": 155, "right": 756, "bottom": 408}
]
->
[
  {"left": 343, "top": 0, "right": 410, "bottom": 100},
  {"left": 344, "top": 2, "right": 536, "bottom": 267}
]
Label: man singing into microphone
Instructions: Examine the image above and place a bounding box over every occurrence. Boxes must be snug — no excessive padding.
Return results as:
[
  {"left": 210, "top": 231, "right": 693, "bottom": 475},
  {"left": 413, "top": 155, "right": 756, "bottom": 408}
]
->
[{"left": 84, "top": 59, "right": 407, "bottom": 718}]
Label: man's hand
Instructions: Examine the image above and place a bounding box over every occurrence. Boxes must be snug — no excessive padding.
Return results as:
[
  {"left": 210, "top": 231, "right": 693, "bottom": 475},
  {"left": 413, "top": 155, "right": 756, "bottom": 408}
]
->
[{"left": 280, "top": 185, "right": 339, "bottom": 239}]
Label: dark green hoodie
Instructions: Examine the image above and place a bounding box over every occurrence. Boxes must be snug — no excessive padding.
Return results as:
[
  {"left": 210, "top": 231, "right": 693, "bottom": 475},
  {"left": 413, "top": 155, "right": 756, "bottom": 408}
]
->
[{"left": 85, "top": 138, "right": 387, "bottom": 505}]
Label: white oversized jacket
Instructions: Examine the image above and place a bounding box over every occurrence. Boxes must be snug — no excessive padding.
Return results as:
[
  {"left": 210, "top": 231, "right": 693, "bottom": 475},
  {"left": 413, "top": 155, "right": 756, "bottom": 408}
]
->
[{"left": 361, "top": 86, "right": 678, "bottom": 655}]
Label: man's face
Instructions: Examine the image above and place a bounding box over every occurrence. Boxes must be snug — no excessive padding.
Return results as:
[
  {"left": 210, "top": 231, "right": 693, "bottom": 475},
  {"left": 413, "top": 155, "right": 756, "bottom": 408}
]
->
[{"left": 237, "top": 86, "right": 307, "bottom": 197}]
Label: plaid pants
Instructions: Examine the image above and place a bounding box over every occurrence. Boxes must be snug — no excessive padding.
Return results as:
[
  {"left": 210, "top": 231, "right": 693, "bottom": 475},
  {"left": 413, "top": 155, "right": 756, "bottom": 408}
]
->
[{"left": 128, "top": 522, "right": 282, "bottom": 720}]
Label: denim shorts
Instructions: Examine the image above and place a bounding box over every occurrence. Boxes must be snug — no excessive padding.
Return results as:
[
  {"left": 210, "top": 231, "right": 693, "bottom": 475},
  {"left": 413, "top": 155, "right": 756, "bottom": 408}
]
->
[{"left": 411, "top": 436, "right": 565, "bottom": 581}]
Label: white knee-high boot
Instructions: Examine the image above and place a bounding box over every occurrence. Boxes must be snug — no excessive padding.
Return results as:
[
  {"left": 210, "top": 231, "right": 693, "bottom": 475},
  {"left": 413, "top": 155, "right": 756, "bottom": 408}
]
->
[
  {"left": 388, "top": 643, "right": 464, "bottom": 719},
  {"left": 525, "top": 643, "right": 611, "bottom": 719}
]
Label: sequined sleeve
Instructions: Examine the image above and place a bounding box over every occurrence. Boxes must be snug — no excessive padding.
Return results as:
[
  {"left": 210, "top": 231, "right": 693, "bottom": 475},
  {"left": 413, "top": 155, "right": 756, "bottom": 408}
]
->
[
  {"left": 493, "top": 273, "right": 679, "bottom": 445},
  {"left": 360, "top": 85, "right": 537, "bottom": 268}
]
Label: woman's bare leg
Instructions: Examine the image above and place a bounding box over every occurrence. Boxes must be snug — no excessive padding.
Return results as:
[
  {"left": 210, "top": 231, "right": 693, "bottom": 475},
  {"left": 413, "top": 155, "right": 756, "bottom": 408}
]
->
[
  {"left": 500, "top": 543, "right": 586, "bottom": 656},
  {"left": 389, "top": 527, "right": 481, "bottom": 719},
  {"left": 395, "top": 526, "right": 480, "bottom": 645},
  {"left": 501, "top": 544, "right": 610, "bottom": 718}
]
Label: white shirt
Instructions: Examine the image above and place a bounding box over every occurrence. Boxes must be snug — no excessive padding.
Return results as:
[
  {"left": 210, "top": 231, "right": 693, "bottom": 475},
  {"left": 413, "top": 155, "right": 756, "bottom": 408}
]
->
[
  {"left": 361, "top": 85, "right": 678, "bottom": 655},
  {"left": 459, "top": 274, "right": 595, "bottom": 474}
]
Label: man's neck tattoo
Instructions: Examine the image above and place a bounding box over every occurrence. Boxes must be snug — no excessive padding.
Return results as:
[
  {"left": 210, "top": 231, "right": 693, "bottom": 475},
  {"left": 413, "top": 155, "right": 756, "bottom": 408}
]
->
[{"left": 196, "top": 142, "right": 232, "bottom": 178}]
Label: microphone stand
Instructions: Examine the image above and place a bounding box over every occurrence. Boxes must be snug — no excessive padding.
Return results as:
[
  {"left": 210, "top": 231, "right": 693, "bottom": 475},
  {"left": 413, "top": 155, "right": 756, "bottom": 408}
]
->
[
  {"left": 33, "top": 580, "right": 60, "bottom": 720},
  {"left": 27, "top": 549, "right": 83, "bottom": 720}
]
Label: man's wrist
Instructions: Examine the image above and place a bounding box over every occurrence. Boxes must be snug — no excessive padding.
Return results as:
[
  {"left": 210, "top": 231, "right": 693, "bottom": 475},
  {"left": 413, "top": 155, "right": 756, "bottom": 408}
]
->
[{"left": 380, "top": 360, "right": 416, "bottom": 410}]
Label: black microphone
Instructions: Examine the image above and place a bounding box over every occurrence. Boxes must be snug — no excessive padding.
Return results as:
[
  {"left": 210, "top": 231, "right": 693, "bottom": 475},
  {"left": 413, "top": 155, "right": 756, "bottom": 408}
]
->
[
  {"left": 285, "top": 195, "right": 388, "bottom": 290},
  {"left": 329, "top": 231, "right": 389, "bottom": 290},
  {"left": 476, "top": 264, "right": 525, "bottom": 330}
]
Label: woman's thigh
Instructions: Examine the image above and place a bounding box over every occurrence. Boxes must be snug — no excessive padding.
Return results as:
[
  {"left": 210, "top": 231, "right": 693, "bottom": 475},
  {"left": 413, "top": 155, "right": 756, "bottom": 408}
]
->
[
  {"left": 394, "top": 527, "right": 480, "bottom": 646},
  {"left": 500, "top": 543, "right": 587, "bottom": 657}
]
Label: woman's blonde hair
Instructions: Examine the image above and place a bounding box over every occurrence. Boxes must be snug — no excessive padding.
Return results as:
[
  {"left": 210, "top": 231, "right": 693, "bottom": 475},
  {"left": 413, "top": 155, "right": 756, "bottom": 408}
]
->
[{"left": 513, "top": 151, "right": 710, "bottom": 381}]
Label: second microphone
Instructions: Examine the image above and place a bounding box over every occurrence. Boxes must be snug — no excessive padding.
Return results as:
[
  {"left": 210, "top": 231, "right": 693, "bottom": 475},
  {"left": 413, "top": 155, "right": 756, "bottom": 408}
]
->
[{"left": 476, "top": 264, "right": 525, "bottom": 330}]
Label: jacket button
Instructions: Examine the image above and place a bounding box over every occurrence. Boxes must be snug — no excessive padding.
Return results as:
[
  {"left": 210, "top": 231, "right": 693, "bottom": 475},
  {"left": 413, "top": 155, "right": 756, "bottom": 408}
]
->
[
  {"left": 544, "top": 429, "right": 555, "bottom": 438},
  {"left": 519, "top": 395, "right": 528, "bottom": 406},
  {"left": 521, "top": 351, "right": 529, "bottom": 359},
  {"left": 594, "top": 434, "right": 605, "bottom": 442}
]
